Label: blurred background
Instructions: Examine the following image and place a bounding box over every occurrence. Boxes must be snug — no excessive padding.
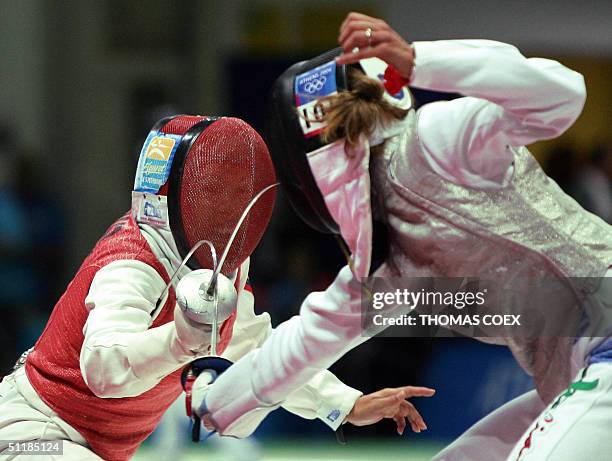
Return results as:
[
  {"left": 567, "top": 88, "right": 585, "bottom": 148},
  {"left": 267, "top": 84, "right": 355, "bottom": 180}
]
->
[{"left": 1, "top": 0, "right": 611, "bottom": 459}]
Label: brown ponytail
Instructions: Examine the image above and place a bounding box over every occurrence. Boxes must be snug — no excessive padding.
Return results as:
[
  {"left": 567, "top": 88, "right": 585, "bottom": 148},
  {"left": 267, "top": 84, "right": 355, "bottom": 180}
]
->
[{"left": 315, "top": 68, "right": 409, "bottom": 147}]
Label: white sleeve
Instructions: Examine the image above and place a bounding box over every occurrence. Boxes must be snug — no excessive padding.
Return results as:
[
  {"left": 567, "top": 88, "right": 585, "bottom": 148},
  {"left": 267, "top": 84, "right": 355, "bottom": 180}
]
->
[
  {"left": 220, "top": 289, "right": 273, "bottom": 363},
  {"left": 282, "top": 369, "right": 363, "bottom": 431},
  {"left": 223, "top": 286, "right": 362, "bottom": 431},
  {"left": 80, "top": 260, "right": 194, "bottom": 398},
  {"left": 408, "top": 40, "right": 586, "bottom": 188},
  {"left": 203, "top": 265, "right": 365, "bottom": 437}
]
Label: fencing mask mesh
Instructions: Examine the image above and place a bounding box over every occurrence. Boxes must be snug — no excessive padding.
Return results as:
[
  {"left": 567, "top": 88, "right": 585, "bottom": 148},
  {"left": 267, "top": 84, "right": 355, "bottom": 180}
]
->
[
  {"left": 134, "top": 115, "right": 276, "bottom": 274},
  {"left": 168, "top": 117, "right": 276, "bottom": 274}
]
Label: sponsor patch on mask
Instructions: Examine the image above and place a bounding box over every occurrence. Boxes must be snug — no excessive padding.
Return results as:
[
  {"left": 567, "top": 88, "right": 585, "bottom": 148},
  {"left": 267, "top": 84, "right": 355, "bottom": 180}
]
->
[
  {"left": 294, "top": 61, "right": 337, "bottom": 138},
  {"left": 134, "top": 131, "right": 182, "bottom": 193}
]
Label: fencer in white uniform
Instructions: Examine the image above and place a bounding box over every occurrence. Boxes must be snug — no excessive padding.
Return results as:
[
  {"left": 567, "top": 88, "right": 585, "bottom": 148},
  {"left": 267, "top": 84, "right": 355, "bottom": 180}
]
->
[{"left": 198, "top": 12, "right": 612, "bottom": 461}]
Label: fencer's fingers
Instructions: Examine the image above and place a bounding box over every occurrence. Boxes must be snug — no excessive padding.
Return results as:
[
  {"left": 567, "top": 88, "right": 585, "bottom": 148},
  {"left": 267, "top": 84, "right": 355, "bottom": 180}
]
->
[
  {"left": 378, "top": 391, "right": 405, "bottom": 417},
  {"left": 372, "top": 387, "right": 405, "bottom": 398},
  {"left": 393, "top": 415, "right": 406, "bottom": 435},
  {"left": 341, "top": 30, "right": 395, "bottom": 57},
  {"left": 399, "top": 386, "right": 436, "bottom": 398},
  {"left": 339, "top": 29, "right": 394, "bottom": 54},
  {"left": 339, "top": 13, "right": 367, "bottom": 38},
  {"left": 371, "top": 386, "right": 435, "bottom": 401},
  {"left": 202, "top": 415, "right": 216, "bottom": 432},
  {"left": 338, "top": 19, "right": 389, "bottom": 44},
  {"left": 339, "top": 20, "right": 371, "bottom": 45},
  {"left": 370, "top": 386, "right": 434, "bottom": 400},
  {"left": 340, "top": 11, "right": 380, "bottom": 31},
  {"left": 397, "top": 386, "right": 434, "bottom": 432},
  {"left": 397, "top": 400, "right": 416, "bottom": 418},
  {"left": 339, "top": 14, "right": 389, "bottom": 46},
  {"left": 335, "top": 44, "right": 386, "bottom": 66},
  {"left": 410, "top": 406, "right": 428, "bottom": 431},
  {"left": 400, "top": 401, "right": 427, "bottom": 431},
  {"left": 339, "top": 29, "right": 369, "bottom": 53},
  {"left": 395, "top": 402, "right": 421, "bottom": 433}
]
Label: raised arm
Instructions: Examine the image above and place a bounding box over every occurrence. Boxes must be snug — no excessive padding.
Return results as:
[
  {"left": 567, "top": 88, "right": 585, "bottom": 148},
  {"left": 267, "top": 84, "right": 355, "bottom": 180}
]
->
[
  {"left": 336, "top": 12, "right": 586, "bottom": 187},
  {"left": 411, "top": 40, "right": 585, "bottom": 186}
]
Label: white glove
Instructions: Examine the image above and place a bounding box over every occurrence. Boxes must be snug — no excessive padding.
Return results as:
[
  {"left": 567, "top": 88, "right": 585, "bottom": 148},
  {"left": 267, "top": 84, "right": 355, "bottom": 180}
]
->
[
  {"left": 191, "top": 368, "right": 217, "bottom": 431},
  {"left": 173, "top": 305, "right": 215, "bottom": 355},
  {"left": 198, "top": 349, "right": 281, "bottom": 438}
]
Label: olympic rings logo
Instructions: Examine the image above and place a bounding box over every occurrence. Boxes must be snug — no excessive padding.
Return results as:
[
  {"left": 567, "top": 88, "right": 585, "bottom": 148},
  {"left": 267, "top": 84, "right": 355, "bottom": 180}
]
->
[{"left": 303, "top": 76, "right": 327, "bottom": 94}]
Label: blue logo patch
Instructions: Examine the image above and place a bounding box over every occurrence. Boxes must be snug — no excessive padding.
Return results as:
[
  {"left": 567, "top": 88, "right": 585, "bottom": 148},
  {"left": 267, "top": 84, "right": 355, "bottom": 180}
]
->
[
  {"left": 326, "top": 409, "right": 341, "bottom": 422},
  {"left": 144, "top": 201, "right": 163, "bottom": 219},
  {"left": 295, "top": 61, "right": 337, "bottom": 105},
  {"left": 134, "top": 131, "right": 182, "bottom": 193},
  {"left": 294, "top": 61, "right": 338, "bottom": 137}
]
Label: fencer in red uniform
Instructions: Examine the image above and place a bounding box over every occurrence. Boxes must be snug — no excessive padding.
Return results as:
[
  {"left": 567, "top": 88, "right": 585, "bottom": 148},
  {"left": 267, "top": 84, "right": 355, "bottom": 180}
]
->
[{"left": 0, "top": 115, "right": 433, "bottom": 460}]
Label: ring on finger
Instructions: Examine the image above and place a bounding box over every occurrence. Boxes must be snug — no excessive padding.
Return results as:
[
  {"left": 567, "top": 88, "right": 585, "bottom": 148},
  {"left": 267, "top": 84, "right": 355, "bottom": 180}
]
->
[{"left": 365, "top": 27, "right": 373, "bottom": 47}]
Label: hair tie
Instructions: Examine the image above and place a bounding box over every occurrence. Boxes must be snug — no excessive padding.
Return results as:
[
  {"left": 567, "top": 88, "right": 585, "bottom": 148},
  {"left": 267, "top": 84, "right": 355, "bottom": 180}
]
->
[{"left": 383, "top": 65, "right": 409, "bottom": 95}]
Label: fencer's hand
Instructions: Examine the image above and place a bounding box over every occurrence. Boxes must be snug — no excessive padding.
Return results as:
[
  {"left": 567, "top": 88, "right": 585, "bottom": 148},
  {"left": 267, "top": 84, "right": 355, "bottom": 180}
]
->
[
  {"left": 190, "top": 369, "right": 218, "bottom": 431},
  {"left": 173, "top": 305, "right": 214, "bottom": 355},
  {"left": 346, "top": 386, "right": 435, "bottom": 435},
  {"left": 202, "top": 415, "right": 215, "bottom": 432},
  {"left": 336, "top": 12, "right": 415, "bottom": 80}
]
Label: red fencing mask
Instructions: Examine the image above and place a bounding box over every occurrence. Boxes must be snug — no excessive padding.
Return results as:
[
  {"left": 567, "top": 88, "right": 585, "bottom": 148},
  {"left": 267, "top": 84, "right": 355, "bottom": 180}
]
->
[{"left": 133, "top": 115, "right": 276, "bottom": 274}]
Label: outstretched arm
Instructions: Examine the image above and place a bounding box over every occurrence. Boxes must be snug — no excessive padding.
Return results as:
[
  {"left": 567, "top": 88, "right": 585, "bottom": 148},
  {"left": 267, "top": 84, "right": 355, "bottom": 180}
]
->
[
  {"left": 200, "top": 265, "right": 365, "bottom": 436},
  {"left": 196, "top": 265, "right": 434, "bottom": 437},
  {"left": 222, "top": 284, "right": 363, "bottom": 432},
  {"left": 221, "top": 281, "right": 433, "bottom": 434}
]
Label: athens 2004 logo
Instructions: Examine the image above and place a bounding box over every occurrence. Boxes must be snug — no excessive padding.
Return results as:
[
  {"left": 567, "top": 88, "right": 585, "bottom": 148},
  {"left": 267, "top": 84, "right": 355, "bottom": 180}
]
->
[
  {"left": 303, "top": 76, "right": 327, "bottom": 94},
  {"left": 145, "top": 136, "right": 176, "bottom": 161}
]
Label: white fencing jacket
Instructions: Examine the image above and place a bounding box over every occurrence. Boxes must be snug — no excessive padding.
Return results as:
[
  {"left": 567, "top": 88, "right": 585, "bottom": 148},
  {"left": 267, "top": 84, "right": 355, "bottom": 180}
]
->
[{"left": 201, "top": 39, "right": 593, "bottom": 436}]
